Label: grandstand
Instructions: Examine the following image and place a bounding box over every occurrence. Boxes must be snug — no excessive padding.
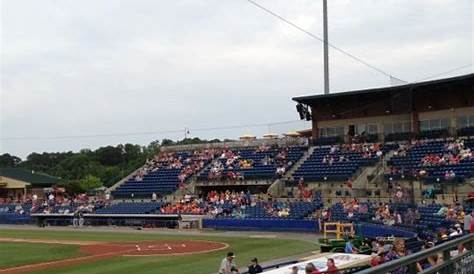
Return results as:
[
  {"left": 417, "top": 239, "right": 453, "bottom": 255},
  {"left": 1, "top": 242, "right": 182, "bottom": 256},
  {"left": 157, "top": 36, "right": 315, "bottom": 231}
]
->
[{"left": 1, "top": 74, "right": 473, "bottom": 274}]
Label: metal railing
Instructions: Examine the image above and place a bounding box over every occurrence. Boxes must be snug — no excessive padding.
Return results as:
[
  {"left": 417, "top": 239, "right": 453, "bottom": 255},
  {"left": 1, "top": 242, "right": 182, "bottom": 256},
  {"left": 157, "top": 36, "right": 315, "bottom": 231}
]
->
[
  {"left": 160, "top": 138, "right": 308, "bottom": 152},
  {"left": 356, "top": 233, "right": 474, "bottom": 274}
]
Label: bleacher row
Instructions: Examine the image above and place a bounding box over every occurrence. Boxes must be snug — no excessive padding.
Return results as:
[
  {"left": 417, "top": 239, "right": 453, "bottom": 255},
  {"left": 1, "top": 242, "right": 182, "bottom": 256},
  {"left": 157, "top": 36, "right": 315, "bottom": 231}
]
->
[
  {"left": 221, "top": 200, "right": 323, "bottom": 220},
  {"left": 95, "top": 202, "right": 162, "bottom": 214},
  {"left": 292, "top": 147, "right": 380, "bottom": 181},
  {"left": 110, "top": 136, "right": 474, "bottom": 199},
  {"left": 112, "top": 151, "right": 214, "bottom": 198},
  {"left": 329, "top": 202, "right": 474, "bottom": 234},
  {"left": 198, "top": 147, "right": 305, "bottom": 181},
  {"left": 387, "top": 139, "right": 474, "bottom": 183}
]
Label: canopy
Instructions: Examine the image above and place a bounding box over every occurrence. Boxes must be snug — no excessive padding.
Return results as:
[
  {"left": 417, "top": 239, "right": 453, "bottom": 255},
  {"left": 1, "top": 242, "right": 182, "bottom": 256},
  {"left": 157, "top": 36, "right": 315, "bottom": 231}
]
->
[
  {"left": 283, "top": 131, "right": 301, "bottom": 137},
  {"left": 239, "top": 134, "right": 256, "bottom": 140},
  {"left": 0, "top": 176, "right": 30, "bottom": 189},
  {"left": 263, "top": 133, "right": 279, "bottom": 139}
]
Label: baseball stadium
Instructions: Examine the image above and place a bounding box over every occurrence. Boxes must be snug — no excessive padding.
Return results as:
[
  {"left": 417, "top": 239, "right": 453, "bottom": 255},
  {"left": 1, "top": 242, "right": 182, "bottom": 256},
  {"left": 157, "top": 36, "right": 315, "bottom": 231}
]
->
[{"left": 1, "top": 1, "right": 473, "bottom": 274}]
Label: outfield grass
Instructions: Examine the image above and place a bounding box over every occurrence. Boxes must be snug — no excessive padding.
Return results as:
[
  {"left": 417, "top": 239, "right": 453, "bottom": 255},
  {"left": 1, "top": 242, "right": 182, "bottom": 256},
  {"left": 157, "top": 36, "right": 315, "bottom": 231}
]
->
[
  {"left": 0, "top": 242, "right": 81, "bottom": 269},
  {"left": 0, "top": 229, "right": 317, "bottom": 274}
]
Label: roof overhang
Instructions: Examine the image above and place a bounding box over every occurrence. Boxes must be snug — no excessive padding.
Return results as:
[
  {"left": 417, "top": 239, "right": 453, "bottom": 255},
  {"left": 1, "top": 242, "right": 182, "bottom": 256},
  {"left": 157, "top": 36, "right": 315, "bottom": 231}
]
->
[{"left": 292, "top": 73, "right": 474, "bottom": 105}]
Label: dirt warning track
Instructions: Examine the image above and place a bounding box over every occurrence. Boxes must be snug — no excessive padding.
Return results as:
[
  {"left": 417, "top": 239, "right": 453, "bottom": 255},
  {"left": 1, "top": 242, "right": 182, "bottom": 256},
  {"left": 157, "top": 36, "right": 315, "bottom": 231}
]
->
[{"left": 0, "top": 238, "right": 228, "bottom": 274}]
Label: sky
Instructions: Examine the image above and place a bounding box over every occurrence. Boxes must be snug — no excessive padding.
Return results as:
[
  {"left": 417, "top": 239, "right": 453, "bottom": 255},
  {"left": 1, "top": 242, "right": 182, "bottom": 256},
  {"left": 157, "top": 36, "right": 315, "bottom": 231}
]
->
[{"left": 1, "top": 0, "right": 473, "bottom": 159}]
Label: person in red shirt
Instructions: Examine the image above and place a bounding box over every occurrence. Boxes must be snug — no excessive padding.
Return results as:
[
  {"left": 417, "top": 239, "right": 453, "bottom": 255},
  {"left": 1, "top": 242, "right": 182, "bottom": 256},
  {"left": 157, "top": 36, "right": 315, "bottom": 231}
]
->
[
  {"left": 304, "top": 263, "right": 321, "bottom": 274},
  {"left": 370, "top": 253, "right": 384, "bottom": 266},
  {"left": 326, "top": 258, "right": 340, "bottom": 274}
]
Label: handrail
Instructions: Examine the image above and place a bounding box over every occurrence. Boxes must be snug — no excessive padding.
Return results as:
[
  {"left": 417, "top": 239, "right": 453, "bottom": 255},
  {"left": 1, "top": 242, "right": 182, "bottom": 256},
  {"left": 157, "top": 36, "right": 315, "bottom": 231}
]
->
[
  {"left": 160, "top": 138, "right": 308, "bottom": 152},
  {"left": 241, "top": 260, "right": 299, "bottom": 274},
  {"left": 356, "top": 233, "right": 474, "bottom": 274}
]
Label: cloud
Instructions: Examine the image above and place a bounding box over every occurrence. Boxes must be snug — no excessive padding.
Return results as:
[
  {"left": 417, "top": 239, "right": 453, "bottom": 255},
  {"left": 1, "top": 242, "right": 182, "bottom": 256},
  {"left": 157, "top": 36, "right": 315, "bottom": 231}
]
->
[{"left": 1, "top": 0, "right": 472, "bottom": 158}]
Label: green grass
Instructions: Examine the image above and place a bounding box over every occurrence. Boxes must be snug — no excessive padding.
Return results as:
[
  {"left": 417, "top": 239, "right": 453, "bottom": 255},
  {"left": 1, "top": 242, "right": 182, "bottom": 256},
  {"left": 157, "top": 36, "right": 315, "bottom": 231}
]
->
[
  {"left": 0, "top": 229, "right": 317, "bottom": 274},
  {"left": 0, "top": 242, "right": 81, "bottom": 269}
]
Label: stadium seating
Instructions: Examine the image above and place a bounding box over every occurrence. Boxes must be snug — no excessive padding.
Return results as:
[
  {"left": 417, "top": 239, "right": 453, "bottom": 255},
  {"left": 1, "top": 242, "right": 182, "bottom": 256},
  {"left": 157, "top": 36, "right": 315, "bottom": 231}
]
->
[
  {"left": 458, "top": 126, "right": 474, "bottom": 137},
  {"left": 112, "top": 151, "right": 213, "bottom": 198},
  {"left": 198, "top": 146, "right": 305, "bottom": 181},
  {"left": 95, "top": 202, "right": 163, "bottom": 214},
  {"left": 0, "top": 204, "right": 33, "bottom": 224},
  {"left": 415, "top": 204, "right": 457, "bottom": 230},
  {"left": 387, "top": 139, "right": 474, "bottom": 183},
  {"left": 112, "top": 168, "right": 183, "bottom": 198},
  {"left": 356, "top": 223, "right": 417, "bottom": 238},
  {"left": 202, "top": 218, "right": 318, "bottom": 232},
  {"left": 292, "top": 146, "right": 380, "bottom": 181}
]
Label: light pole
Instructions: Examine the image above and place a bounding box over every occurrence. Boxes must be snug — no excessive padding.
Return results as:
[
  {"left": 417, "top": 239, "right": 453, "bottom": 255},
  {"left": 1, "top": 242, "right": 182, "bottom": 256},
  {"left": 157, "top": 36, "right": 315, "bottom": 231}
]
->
[{"left": 323, "top": 0, "right": 329, "bottom": 94}]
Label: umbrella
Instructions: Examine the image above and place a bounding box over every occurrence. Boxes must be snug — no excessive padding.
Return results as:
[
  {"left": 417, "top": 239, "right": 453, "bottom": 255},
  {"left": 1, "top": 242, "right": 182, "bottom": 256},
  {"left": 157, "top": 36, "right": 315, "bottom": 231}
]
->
[
  {"left": 283, "top": 131, "right": 301, "bottom": 137},
  {"left": 263, "top": 133, "right": 279, "bottom": 139},
  {"left": 239, "top": 134, "right": 256, "bottom": 140}
]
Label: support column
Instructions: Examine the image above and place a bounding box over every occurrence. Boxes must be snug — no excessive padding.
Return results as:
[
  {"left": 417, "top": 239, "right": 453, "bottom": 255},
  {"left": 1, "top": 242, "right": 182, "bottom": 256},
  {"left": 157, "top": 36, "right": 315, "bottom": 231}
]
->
[
  {"left": 311, "top": 107, "right": 319, "bottom": 142},
  {"left": 412, "top": 111, "right": 420, "bottom": 134}
]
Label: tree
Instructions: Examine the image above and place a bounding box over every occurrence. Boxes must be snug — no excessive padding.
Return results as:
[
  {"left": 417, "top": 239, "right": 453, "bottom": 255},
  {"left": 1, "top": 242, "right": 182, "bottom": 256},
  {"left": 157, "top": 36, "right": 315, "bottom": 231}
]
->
[
  {"left": 78, "top": 175, "right": 103, "bottom": 192},
  {"left": 161, "top": 139, "right": 175, "bottom": 146},
  {"left": 54, "top": 154, "right": 90, "bottom": 179},
  {"left": 0, "top": 153, "right": 22, "bottom": 167},
  {"left": 20, "top": 152, "right": 73, "bottom": 173},
  {"left": 144, "top": 140, "right": 160, "bottom": 158},
  {"left": 95, "top": 146, "right": 124, "bottom": 166},
  {"left": 98, "top": 166, "right": 121, "bottom": 187},
  {"left": 123, "top": 143, "right": 142, "bottom": 163}
]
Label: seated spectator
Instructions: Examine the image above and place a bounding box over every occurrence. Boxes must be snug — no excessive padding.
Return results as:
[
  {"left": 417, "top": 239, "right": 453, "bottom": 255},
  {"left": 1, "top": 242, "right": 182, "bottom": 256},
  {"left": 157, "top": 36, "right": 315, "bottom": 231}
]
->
[
  {"left": 247, "top": 258, "right": 263, "bottom": 274},
  {"left": 305, "top": 263, "right": 321, "bottom": 274},
  {"left": 383, "top": 238, "right": 410, "bottom": 274},
  {"left": 326, "top": 258, "right": 340, "bottom": 274},
  {"left": 345, "top": 240, "right": 359, "bottom": 254}
]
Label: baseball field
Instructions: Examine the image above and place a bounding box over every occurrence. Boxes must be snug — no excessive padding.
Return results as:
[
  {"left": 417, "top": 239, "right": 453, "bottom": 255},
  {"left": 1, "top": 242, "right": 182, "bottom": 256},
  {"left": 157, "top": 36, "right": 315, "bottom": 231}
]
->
[{"left": 0, "top": 227, "right": 318, "bottom": 274}]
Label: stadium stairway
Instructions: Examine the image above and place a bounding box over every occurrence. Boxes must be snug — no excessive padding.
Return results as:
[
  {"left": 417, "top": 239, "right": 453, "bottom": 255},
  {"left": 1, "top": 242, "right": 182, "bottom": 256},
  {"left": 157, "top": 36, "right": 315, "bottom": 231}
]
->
[
  {"left": 107, "top": 165, "right": 144, "bottom": 193},
  {"left": 171, "top": 160, "right": 216, "bottom": 198},
  {"left": 282, "top": 146, "right": 315, "bottom": 180},
  {"left": 351, "top": 155, "right": 388, "bottom": 198},
  {"left": 354, "top": 163, "right": 379, "bottom": 187},
  {"left": 267, "top": 146, "right": 314, "bottom": 197}
]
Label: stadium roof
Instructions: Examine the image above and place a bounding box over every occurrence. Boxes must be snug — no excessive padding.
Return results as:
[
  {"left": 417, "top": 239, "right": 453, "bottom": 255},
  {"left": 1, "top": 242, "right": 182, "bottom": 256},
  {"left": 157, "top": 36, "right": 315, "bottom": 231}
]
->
[
  {"left": 292, "top": 73, "right": 474, "bottom": 105},
  {"left": 0, "top": 167, "right": 61, "bottom": 187}
]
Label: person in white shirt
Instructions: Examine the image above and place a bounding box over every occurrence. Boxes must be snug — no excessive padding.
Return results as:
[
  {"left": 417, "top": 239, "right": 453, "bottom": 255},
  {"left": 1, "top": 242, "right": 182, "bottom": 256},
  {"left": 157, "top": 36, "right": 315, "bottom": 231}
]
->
[
  {"left": 218, "top": 252, "right": 238, "bottom": 274},
  {"left": 464, "top": 211, "right": 473, "bottom": 233}
]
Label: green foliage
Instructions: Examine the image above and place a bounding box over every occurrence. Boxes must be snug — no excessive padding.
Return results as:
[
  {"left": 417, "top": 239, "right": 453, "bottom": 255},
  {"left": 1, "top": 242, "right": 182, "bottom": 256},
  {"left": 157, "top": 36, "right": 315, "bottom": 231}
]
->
[
  {"left": 144, "top": 140, "right": 161, "bottom": 159},
  {"left": 79, "top": 175, "right": 103, "bottom": 192},
  {"left": 2, "top": 137, "right": 227, "bottom": 193},
  {"left": 0, "top": 153, "right": 21, "bottom": 167},
  {"left": 5, "top": 144, "right": 149, "bottom": 192},
  {"left": 160, "top": 138, "right": 175, "bottom": 146}
]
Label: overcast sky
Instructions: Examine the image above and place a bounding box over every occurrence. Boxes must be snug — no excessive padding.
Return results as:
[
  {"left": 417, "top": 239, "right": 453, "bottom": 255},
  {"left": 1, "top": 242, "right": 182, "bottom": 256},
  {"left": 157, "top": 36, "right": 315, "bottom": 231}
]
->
[{"left": 1, "top": 0, "right": 472, "bottom": 159}]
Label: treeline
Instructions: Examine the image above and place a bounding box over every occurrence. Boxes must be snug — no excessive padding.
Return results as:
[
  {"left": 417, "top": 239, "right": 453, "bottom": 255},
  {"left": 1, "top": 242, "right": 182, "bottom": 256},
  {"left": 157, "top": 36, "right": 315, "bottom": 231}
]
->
[{"left": 0, "top": 137, "right": 231, "bottom": 193}]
